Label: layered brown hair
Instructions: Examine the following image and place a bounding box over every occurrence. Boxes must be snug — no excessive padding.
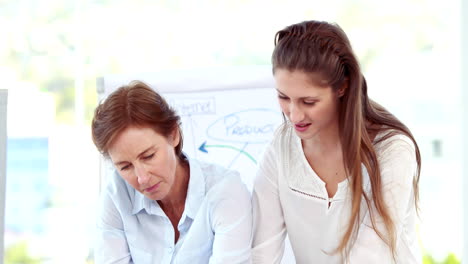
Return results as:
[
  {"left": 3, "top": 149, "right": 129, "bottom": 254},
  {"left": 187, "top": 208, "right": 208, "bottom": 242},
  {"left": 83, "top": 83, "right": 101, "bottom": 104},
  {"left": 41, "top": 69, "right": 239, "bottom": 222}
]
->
[
  {"left": 91, "top": 81, "right": 184, "bottom": 160},
  {"left": 272, "top": 20, "right": 421, "bottom": 258}
]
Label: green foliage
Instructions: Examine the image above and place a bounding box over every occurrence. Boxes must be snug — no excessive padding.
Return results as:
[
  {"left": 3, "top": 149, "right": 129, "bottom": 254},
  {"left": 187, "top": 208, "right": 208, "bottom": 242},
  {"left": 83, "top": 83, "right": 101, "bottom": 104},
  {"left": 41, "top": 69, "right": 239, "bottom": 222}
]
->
[
  {"left": 423, "top": 252, "right": 460, "bottom": 264},
  {"left": 443, "top": 253, "right": 461, "bottom": 264},
  {"left": 5, "top": 241, "right": 41, "bottom": 264},
  {"left": 423, "top": 253, "right": 437, "bottom": 264}
]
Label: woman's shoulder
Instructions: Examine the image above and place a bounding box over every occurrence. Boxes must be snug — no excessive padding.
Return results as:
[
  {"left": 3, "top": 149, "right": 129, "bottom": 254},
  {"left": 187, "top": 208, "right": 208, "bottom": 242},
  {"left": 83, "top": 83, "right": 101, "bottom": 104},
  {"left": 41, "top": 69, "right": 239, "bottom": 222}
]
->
[
  {"left": 103, "top": 169, "right": 133, "bottom": 194},
  {"left": 373, "top": 128, "right": 417, "bottom": 158},
  {"left": 101, "top": 169, "right": 136, "bottom": 204},
  {"left": 194, "top": 159, "right": 250, "bottom": 199},
  {"left": 98, "top": 169, "right": 139, "bottom": 218}
]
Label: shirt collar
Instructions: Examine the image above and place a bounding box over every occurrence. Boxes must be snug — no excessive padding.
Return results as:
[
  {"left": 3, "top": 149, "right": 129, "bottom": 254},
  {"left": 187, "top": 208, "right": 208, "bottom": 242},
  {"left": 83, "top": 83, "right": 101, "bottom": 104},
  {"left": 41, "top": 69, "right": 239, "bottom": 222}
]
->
[
  {"left": 184, "top": 156, "right": 206, "bottom": 219},
  {"left": 132, "top": 189, "right": 155, "bottom": 215},
  {"left": 131, "top": 154, "right": 206, "bottom": 218}
]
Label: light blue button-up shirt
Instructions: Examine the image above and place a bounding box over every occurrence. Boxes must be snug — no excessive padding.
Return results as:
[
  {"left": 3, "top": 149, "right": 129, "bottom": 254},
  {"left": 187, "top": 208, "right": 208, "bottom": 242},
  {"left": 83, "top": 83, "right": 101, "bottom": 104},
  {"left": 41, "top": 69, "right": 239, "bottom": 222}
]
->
[{"left": 95, "top": 156, "right": 252, "bottom": 264}]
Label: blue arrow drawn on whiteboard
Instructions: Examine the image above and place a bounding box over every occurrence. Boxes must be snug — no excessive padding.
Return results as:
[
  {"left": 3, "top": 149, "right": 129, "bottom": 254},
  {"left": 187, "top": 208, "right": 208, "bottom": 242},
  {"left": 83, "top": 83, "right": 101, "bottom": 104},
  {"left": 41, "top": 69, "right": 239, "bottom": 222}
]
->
[{"left": 198, "top": 141, "right": 257, "bottom": 164}]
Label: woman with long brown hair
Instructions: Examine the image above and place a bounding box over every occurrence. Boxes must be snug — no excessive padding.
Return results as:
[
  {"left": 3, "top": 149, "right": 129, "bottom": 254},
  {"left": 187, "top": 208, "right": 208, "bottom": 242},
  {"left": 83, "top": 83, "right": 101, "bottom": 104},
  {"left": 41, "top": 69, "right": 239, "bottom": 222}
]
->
[
  {"left": 92, "top": 81, "right": 252, "bottom": 263},
  {"left": 252, "top": 20, "right": 422, "bottom": 263}
]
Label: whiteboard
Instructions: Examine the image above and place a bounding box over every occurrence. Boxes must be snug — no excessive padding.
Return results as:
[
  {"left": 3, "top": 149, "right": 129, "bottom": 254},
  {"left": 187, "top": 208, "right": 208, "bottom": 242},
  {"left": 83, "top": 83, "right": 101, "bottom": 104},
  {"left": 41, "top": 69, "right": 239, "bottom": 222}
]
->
[
  {"left": 97, "top": 65, "right": 282, "bottom": 191},
  {"left": 97, "top": 65, "right": 296, "bottom": 263}
]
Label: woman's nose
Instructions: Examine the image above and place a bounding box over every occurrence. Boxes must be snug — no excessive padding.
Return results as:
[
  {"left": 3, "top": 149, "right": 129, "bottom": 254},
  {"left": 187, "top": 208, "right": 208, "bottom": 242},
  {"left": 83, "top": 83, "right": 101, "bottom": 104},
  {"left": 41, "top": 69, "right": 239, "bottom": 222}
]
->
[
  {"left": 135, "top": 164, "right": 151, "bottom": 185},
  {"left": 289, "top": 103, "right": 305, "bottom": 123}
]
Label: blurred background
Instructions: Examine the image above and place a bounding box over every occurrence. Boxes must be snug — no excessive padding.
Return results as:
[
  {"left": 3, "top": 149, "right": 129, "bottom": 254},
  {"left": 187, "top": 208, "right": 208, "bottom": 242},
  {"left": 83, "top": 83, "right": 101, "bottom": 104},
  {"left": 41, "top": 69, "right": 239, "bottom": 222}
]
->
[{"left": 0, "top": 0, "right": 464, "bottom": 263}]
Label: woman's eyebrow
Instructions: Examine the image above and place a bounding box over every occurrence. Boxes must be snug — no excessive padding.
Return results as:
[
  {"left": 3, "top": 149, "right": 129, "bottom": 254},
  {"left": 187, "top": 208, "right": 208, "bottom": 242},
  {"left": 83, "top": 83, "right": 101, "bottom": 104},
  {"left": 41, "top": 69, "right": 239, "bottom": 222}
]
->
[
  {"left": 137, "top": 146, "right": 154, "bottom": 158},
  {"left": 275, "top": 89, "right": 286, "bottom": 96},
  {"left": 276, "top": 89, "right": 319, "bottom": 100},
  {"left": 114, "top": 146, "right": 155, "bottom": 166}
]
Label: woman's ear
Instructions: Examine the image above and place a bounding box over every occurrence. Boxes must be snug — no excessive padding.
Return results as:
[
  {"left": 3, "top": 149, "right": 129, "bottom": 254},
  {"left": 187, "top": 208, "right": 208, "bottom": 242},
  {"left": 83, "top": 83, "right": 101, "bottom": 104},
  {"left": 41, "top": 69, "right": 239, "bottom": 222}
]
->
[
  {"left": 170, "top": 127, "right": 181, "bottom": 147},
  {"left": 337, "top": 78, "right": 349, "bottom": 98}
]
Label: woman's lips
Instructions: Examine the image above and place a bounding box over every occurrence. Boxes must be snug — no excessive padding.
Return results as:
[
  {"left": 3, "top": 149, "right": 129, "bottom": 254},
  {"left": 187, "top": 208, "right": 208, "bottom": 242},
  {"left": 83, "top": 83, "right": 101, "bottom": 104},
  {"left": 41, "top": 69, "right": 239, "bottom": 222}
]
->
[
  {"left": 294, "top": 123, "right": 311, "bottom": 132},
  {"left": 145, "top": 182, "right": 160, "bottom": 193}
]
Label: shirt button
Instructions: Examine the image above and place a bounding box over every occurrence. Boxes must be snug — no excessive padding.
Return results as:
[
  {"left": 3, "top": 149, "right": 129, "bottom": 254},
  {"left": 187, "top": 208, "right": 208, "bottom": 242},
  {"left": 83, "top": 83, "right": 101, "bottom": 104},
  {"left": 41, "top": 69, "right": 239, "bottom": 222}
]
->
[{"left": 168, "top": 247, "right": 174, "bottom": 254}]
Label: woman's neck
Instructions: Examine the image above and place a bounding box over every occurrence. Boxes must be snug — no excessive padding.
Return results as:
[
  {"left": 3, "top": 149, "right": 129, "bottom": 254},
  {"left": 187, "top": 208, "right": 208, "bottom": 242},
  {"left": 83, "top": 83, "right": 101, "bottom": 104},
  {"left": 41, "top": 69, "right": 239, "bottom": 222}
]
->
[
  {"left": 157, "top": 158, "right": 189, "bottom": 244},
  {"left": 158, "top": 159, "right": 190, "bottom": 212},
  {"left": 302, "top": 120, "right": 341, "bottom": 155}
]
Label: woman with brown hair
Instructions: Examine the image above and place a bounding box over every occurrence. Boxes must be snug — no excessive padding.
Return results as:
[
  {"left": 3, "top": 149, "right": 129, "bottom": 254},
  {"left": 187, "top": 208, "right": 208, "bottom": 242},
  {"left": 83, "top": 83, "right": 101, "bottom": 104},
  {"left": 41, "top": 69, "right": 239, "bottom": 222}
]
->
[
  {"left": 252, "top": 20, "right": 422, "bottom": 263},
  {"left": 92, "top": 81, "right": 252, "bottom": 264}
]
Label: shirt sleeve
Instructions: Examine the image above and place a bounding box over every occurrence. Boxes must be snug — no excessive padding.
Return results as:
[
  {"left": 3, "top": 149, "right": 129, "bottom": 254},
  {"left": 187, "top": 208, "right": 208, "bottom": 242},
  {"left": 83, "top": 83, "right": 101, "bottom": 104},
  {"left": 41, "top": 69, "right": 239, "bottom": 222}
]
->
[
  {"left": 349, "top": 135, "right": 420, "bottom": 263},
  {"left": 95, "top": 189, "right": 133, "bottom": 264},
  {"left": 251, "top": 143, "right": 287, "bottom": 264},
  {"left": 208, "top": 172, "right": 253, "bottom": 264}
]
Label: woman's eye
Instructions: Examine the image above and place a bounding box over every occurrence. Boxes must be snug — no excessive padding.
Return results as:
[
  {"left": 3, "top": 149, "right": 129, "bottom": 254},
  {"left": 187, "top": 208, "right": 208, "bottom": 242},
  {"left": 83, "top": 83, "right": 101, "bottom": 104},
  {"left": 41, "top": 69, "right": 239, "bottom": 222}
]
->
[
  {"left": 143, "top": 154, "right": 154, "bottom": 160},
  {"left": 304, "top": 101, "right": 316, "bottom": 105},
  {"left": 120, "top": 164, "right": 131, "bottom": 171},
  {"left": 278, "top": 95, "right": 289, "bottom": 100}
]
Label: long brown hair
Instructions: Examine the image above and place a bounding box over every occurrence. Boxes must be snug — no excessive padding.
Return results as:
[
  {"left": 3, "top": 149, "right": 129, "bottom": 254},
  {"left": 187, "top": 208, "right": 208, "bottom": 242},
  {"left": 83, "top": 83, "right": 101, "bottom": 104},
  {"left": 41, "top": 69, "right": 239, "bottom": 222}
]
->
[
  {"left": 91, "top": 81, "right": 184, "bottom": 160},
  {"left": 272, "top": 20, "right": 421, "bottom": 258}
]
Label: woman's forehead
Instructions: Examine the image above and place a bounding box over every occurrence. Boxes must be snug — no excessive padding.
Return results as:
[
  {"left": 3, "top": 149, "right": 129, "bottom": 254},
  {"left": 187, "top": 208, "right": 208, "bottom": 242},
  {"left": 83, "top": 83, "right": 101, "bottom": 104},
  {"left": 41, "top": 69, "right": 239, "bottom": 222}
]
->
[
  {"left": 274, "top": 69, "right": 329, "bottom": 86},
  {"left": 274, "top": 70, "right": 332, "bottom": 96}
]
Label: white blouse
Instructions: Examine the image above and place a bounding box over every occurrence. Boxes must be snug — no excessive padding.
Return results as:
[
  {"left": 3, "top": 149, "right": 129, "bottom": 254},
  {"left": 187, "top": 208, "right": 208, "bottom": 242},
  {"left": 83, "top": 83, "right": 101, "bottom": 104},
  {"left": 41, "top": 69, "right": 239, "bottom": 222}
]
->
[{"left": 252, "top": 124, "right": 421, "bottom": 264}]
